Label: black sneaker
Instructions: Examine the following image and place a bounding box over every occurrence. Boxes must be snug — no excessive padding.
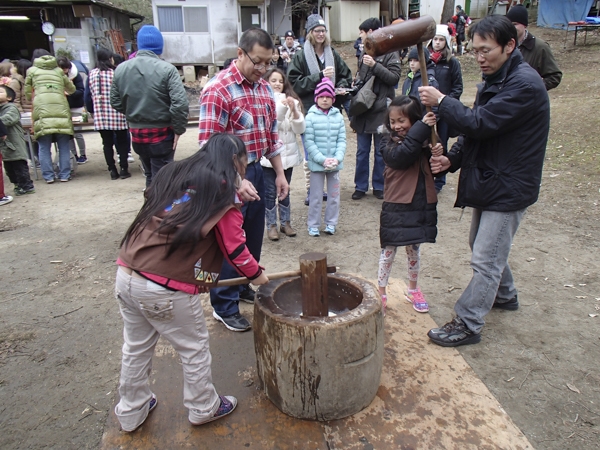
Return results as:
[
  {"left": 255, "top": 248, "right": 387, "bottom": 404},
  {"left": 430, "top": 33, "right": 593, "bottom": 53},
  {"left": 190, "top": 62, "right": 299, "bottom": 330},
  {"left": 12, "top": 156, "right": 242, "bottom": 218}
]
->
[
  {"left": 492, "top": 295, "right": 519, "bottom": 311},
  {"left": 352, "top": 190, "right": 366, "bottom": 200},
  {"left": 427, "top": 317, "right": 481, "bottom": 347},
  {"left": 110, "top": 167, "right": 119, "bottom": 180},
  {"left": 212, "top": 311, "right": 251, "bottom": 332},
  {"left": 120, "top": 168, "right": 132, "bottom": 179},
  {"left": 239, "top": 286, "right": 256, "bottom": 304},
  {"left": 373, "top": 189, "right": 384, "bottom": 199}
]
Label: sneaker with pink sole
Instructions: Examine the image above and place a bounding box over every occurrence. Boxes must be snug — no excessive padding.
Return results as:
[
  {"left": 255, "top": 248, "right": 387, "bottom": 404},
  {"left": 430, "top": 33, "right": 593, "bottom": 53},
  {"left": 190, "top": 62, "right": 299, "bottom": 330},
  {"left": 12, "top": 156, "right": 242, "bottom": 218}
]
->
[{"left": 406, "top": 288, "right": 429, "bottom": 313}]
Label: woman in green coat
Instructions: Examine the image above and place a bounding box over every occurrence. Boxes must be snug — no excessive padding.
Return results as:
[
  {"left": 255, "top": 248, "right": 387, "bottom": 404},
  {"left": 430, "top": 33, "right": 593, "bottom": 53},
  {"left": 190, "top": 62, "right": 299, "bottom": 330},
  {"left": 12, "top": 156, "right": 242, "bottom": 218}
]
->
[{"left": 25, "top": 49, "right": 75, "bottom": 183}]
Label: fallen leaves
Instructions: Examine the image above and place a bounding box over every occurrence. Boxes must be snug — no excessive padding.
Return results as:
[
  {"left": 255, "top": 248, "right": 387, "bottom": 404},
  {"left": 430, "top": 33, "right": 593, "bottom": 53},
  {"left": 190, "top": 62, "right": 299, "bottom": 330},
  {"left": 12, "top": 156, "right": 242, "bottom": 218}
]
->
[{"left": 566, "top": 383, "right": 581, "bottom": 394}]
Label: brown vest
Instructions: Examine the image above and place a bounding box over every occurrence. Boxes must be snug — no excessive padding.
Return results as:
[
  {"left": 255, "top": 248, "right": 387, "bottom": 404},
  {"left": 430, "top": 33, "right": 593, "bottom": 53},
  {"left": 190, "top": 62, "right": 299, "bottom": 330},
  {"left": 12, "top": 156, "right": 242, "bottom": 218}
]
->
[
  {"left": 384, "top": 151, "right": 437, "bottom": 204},
  {"left": 118, "top": 206, "right": 234, "bottom": 287}
]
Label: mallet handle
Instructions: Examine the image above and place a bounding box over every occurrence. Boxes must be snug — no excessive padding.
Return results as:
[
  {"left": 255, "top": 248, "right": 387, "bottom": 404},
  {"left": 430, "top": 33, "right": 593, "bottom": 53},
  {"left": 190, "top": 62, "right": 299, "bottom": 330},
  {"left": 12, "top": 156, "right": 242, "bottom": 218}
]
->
[
  {"left": 215, "top": 266, "right": 337, "bottom": 287},
  {"left": 417, "top": 42, "right": 438, "bottom": 146}
]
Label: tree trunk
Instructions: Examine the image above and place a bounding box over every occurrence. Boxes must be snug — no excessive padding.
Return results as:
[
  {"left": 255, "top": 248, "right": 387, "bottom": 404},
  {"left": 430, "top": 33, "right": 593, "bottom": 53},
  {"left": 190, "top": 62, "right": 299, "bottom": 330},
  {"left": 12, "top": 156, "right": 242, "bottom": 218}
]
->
[{"left": 441, "top": 0, "right": 455, "bottom": 23}]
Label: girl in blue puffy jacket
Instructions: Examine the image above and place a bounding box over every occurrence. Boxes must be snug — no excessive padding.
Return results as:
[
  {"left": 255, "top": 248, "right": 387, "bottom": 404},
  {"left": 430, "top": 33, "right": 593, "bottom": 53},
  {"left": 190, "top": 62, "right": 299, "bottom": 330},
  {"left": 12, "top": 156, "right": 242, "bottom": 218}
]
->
[{"left": 304, "top": 78, "right": 346, "bottom": 237}]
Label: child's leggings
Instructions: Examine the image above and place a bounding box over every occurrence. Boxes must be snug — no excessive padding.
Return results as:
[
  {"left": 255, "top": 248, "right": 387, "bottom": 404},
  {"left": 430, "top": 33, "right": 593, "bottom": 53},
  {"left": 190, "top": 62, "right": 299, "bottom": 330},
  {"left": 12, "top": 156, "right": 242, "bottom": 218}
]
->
[{"left": 378, "top": 244, "right": 420, "bottom": 288}]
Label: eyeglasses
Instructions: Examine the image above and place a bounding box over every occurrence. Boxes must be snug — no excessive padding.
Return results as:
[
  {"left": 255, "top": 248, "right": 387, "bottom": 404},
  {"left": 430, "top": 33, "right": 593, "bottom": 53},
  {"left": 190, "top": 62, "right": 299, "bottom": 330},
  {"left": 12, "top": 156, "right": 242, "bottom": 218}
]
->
[
  {"left": 242, "top": 48, "right": 268, "bottom": 71},
  {"left": 312, "top": 29, "right": 327, "bottom": 34},
  {"left": 471, "top": 45, "right": 500, "bottom": 58}
]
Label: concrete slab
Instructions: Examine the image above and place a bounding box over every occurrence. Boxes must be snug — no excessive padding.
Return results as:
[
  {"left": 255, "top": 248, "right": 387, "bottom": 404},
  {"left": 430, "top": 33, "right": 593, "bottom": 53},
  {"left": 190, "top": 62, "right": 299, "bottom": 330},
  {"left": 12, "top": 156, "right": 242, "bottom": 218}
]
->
[{"left": 101, "top": 280, "right": 532, "bottom": 449}]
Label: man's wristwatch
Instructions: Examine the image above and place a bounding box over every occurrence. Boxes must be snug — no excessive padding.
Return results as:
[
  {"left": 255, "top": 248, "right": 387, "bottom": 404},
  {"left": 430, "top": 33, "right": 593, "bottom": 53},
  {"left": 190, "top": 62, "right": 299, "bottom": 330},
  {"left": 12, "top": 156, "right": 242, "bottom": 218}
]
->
[{"left": 438, "top": 95, "right": 446, "bottom": 105}]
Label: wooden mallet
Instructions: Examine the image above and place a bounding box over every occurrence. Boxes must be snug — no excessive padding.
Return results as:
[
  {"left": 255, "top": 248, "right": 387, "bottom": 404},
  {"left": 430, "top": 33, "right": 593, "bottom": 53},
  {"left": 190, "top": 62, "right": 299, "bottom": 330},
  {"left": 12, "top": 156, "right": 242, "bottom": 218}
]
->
[{"left": 364, "top": 14, "right": 438, "bottom": 145}]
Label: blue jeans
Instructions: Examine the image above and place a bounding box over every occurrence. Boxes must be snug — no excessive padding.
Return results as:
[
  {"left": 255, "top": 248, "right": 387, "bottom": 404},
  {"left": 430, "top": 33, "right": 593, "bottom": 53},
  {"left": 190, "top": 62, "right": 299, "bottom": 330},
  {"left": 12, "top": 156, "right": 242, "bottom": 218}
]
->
[
  {"left": 210, "top": 161, "right": 265, "bottom": 317},
  {"left": 263, "top": 166, "right": 293, "bottom": 227},
  {"left": 354, "top": 132, "right": 384, "bottom": 193},
  {"left": 38, "top": 133, "right": 72, "bottom": 181},
  {"left": 132, "top": 140, "right": 175, "bottom": 188},
  {"left": 454, "top": 208, "right": 527, "bottom": 333}
]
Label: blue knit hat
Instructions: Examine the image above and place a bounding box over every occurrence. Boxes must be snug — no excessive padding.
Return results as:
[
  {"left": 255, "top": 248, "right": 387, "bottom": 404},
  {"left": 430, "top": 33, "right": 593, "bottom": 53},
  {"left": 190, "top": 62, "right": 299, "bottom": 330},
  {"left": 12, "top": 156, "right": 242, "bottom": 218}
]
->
[{"left": 137, "top": 25, "right": 164, "bottom": 55}]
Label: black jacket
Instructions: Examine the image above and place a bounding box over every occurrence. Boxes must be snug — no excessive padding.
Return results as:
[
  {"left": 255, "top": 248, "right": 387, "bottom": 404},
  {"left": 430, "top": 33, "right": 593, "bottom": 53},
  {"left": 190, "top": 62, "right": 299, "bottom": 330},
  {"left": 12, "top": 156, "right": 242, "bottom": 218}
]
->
[
  {"left": 67, "top": 73, "right": 85, "bottom": 109},
  {"left": 431, "top": 55, "right": 463, "bottom": 100},
  {"left": 350, "top": 52, "right": 401, "bottom": 134},
  {"left": 401, "top": 65, "right": 439, "bottom": 115},
  {"left": 440, "top": 49, "right": 550, "bottom": 212},
  {"left": 379, "top": 122, "right": 437, "bottom": 248}
]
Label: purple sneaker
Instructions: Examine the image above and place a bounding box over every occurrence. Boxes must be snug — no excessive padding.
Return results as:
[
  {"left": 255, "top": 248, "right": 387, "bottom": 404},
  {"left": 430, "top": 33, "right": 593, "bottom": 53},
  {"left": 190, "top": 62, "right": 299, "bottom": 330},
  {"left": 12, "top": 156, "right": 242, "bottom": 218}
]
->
[{"left": 190, "top": 395, "right": 238, "bottom": 426}]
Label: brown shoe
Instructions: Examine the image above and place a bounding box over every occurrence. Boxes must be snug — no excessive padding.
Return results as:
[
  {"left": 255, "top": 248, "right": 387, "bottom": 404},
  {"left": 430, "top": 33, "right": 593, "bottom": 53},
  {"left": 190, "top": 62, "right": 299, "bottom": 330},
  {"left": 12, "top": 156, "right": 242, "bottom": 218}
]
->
[
  {"left": 267, "top": 224, "right": 280, "bottom": 241},
  {"left": 280, "top": 221, "right": 297, "bottom": 237}
]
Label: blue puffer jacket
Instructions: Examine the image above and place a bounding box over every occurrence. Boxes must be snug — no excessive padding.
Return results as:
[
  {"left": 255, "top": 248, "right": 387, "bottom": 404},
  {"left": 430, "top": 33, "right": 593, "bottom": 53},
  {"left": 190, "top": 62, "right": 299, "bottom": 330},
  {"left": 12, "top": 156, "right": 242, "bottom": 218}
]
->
[{"left": 304, "top": 105, "right": 346, "bottom": 172}]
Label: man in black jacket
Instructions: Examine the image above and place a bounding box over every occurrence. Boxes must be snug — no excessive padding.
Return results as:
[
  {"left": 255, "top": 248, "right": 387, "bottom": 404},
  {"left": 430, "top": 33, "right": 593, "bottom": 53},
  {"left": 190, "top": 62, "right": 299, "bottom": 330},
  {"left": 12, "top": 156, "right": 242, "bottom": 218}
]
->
[
  {"left": 419, "top": 15, "right": 550, "bottom": 347},
  {"left": 350, "top": 17, "right": 401, "bottom": 200}
]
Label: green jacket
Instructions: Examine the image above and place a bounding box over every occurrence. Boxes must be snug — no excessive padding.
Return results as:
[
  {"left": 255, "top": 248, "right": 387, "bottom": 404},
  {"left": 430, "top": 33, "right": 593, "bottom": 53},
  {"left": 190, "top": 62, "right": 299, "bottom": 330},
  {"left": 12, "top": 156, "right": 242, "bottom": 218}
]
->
[
  {"left": 110, "top": 50, "right": 189, "bottom": 135},
  {"left": 25, "top": 55, "right": 76, "bottom": 139},
  {"left": 0, "top": 102, "right": 29, "bottom": 161},
  {"left": 287, "top": 47, "right": 352, "bottom": 113}
]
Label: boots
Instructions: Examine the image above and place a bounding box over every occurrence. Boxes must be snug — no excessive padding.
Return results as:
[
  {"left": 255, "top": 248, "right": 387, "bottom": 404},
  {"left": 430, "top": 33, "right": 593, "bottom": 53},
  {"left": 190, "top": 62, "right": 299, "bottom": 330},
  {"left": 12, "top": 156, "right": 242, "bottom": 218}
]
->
[
  {"left": 109, "top": 166, "right": 119, "bottom": 180},
  {"left": 267, "top": 224, "right": 280, "bottom": 241},
  {"left": 120, "top": 167, "right": 131, "bottom": 179},
  {"left": 280, "top": 221, "right": 297, "bottom": 237}
]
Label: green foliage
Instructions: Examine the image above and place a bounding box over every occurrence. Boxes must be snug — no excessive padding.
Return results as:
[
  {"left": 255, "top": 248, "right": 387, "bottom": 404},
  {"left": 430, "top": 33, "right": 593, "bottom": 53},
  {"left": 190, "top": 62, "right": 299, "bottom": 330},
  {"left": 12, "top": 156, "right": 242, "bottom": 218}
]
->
[
  {"left": 110, "top": 0, "right": 154, "bottom": 26},
  {"left": 55, "top": 47, "right": 75, "bottom": 60}
]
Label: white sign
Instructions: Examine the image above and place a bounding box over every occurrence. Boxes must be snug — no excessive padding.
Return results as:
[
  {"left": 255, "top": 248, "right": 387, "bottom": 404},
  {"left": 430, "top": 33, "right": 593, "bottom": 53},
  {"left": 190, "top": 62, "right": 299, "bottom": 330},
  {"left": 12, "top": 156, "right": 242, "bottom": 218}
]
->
[
  {"left": 252, "top": 14, "right": 259, "bottom": 25},
  {"left": 80, "top": 50, "right": 90, "bottom": 63}
]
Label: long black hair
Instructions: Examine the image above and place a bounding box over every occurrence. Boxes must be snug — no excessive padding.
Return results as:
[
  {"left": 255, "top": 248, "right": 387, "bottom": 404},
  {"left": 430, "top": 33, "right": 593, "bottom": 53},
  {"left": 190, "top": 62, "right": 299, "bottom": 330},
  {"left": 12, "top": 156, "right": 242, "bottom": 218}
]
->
[
  {"left": 96, "top": 48, "right": 115, "bottom": 71},
  {"left": 16, "top": 59, "right": 32, "bottom": 78},
  {"left": 121, "top": 133, "right": 247, "bottom": 256},
  {"left": 385, "top": 95, "right": 423, "bottom": 135}
]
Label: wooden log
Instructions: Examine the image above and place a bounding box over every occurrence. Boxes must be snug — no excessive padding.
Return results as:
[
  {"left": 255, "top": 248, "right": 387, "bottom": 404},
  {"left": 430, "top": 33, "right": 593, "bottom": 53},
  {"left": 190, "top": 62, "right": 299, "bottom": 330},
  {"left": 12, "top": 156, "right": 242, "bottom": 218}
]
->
[
  {"left": 363, "top": 15, "right": 437, "bottom": 58},
  {"left": 300, "top": 252, "right": 328, "bottom": 317}
]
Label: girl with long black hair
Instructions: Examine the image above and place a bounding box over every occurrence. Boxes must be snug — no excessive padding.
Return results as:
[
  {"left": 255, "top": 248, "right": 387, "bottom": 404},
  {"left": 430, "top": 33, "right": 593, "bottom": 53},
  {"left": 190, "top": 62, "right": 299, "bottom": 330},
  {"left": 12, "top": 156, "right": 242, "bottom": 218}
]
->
[{"left": 114, "top": 133, "right": 268, "bottom": 432}]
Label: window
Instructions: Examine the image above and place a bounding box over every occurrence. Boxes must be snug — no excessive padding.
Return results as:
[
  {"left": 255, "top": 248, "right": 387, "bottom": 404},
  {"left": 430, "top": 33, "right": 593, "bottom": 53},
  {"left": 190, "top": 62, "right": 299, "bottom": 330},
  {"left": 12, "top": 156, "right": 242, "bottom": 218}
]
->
[{"left": 156, "top": 6, "right": 209, "bottom": 33}]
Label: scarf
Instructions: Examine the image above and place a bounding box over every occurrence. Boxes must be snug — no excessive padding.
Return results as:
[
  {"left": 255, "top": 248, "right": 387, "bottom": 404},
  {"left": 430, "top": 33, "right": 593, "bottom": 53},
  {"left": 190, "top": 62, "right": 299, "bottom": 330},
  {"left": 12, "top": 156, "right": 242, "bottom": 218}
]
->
[
  {"left": 430, "top": 51, "right": 443, "bottom": 64},
  {"left": 304, "top": 41, "right": 335, "bottom": 86}
]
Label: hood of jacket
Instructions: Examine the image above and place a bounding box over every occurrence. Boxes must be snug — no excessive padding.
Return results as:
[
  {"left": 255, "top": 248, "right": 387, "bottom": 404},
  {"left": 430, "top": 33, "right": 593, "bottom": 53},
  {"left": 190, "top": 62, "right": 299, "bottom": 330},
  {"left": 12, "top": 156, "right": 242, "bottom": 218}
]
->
[{"left": 34, "top": 55, "right": 58, "bottom": 70}]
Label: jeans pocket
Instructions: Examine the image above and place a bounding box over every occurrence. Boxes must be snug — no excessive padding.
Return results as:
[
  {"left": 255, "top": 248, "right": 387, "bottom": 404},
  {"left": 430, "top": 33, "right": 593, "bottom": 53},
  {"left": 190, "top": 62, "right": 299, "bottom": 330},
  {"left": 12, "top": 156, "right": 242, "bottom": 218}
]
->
[
  {"left": 138, "top": 283, "right": 175, "bottom": 322},
  {"left": 114, "top": 286, "right": 127, "bottom": 309},
  {"left": 139, "top": 296, "right": 174, "bottom": 322}
]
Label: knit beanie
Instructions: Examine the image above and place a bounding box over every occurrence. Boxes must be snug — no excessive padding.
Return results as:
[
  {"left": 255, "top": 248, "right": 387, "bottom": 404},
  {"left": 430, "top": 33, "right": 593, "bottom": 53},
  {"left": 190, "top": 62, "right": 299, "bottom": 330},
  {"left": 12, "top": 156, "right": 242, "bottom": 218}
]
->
[
  {"left": 433, "top": 25, "right": 451, "bottom": 50},
  {"left": 407, "top": 46, "right": 430, "bottom": 63},
  {"left": 506, "top": 5, "right": 528, "bottom": 27},
  {"left": 306, "top": 14, "right": 327, "bottom": 33},
  {"left": 314, "top": 77, "right": 335, "bottom": 103},
  {"left": 359, "top": 17, "right": 381, "bottom": 32},
  {"left": 137, "top": 25, "right": 164, "bottom": 55}
]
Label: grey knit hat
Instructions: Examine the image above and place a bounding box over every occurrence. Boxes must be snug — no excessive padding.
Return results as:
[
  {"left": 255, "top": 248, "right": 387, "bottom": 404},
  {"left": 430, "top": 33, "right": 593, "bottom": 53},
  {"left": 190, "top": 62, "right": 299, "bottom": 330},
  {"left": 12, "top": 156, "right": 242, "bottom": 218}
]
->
[{"left": 306, "top": 14, "right": 326, "bottom": 33}]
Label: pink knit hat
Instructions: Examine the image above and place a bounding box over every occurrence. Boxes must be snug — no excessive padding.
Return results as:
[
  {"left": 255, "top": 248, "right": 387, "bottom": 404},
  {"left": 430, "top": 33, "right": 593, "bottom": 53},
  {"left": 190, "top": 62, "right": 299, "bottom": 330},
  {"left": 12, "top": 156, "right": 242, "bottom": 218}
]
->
[{"left": 314, "top": 77, "right": 335, "bottom": 103}]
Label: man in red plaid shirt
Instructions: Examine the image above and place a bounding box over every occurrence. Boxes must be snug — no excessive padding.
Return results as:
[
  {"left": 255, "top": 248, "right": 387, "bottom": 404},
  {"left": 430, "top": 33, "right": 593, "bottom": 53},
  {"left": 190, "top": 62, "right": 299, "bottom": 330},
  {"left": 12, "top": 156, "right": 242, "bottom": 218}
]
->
[{"left": 199, "top": 28, "right": 289, "bottom": 332}]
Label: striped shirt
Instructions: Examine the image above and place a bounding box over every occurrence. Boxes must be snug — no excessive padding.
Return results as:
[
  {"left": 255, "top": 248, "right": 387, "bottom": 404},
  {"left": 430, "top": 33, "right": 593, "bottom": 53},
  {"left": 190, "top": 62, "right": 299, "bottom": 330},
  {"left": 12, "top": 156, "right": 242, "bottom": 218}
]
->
[{"left": 198, "top": 62, "right": 282, "bottom": 160}]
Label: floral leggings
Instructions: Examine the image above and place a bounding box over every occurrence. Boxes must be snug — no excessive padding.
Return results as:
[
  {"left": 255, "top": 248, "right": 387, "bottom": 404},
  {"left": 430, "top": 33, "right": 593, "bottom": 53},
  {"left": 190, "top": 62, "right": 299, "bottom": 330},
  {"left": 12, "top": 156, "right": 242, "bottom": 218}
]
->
[{"left": 378, "top": 244, "right": 420, "bottom": 288}]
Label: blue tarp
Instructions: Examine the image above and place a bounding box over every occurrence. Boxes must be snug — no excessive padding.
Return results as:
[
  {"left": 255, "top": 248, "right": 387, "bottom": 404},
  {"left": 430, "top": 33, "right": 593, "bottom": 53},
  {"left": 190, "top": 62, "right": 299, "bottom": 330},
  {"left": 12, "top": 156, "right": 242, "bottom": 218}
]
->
[{"left": 537, "top": 0, "right": 595, "bottom": 29}]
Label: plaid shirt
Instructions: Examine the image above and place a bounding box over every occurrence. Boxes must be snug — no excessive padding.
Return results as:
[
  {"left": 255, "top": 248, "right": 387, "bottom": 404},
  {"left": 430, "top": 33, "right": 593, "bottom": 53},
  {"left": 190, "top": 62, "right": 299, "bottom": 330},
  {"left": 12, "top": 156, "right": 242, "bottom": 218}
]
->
[
  {"left": 130, "top": 127, "right": 173, "bottom": 144},
  {"left": 198, "top": 63, "right": 282, "bottom": 160},
  {"left": 88, "top": 68, "right": 128, "bottom": 131}
]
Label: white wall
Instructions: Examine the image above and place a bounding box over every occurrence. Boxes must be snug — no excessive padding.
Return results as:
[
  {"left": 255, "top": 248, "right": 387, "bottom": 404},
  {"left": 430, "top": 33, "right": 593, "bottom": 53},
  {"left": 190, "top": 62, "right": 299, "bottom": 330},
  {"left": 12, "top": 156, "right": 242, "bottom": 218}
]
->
[
  {"left": 329, "top": 0, "right": 380, "bottom": 42},
  {"left": 270, "top": 0, "right": 292, "bottom": 38},
  {"left": 153, "top": 0, "right": 239, "bottom": 65}
]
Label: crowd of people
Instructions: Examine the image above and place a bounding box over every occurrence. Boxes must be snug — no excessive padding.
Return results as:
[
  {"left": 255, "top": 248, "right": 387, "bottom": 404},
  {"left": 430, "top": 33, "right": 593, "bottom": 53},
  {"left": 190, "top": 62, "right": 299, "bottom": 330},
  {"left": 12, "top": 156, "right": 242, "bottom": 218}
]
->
[{"left": 0, "top": 6, "right": 562, "bottom": 432}]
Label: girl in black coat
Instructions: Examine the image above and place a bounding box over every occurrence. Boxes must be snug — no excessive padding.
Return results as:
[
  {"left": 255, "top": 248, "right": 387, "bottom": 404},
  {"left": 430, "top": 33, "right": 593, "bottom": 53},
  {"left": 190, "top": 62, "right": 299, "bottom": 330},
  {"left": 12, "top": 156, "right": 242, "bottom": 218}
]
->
[{"left": 378, "top": 96, "right": 442, "bottom": 315}]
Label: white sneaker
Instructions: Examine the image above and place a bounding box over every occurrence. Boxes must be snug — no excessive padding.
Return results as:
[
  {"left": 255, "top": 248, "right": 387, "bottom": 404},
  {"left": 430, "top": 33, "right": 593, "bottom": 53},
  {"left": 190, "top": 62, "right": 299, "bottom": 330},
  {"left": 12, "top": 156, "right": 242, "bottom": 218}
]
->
[
  {"left": 127, "top": 153, "right": 135, "bottom": 163},
  {"left": 0, "top": 195, "right": 13, "bottom": 206}
]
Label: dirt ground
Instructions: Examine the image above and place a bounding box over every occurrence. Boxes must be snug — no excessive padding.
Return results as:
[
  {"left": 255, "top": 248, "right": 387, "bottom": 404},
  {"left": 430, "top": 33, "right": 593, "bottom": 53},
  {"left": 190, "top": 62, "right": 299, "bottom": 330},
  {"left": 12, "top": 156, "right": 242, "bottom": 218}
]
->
[{"left": 1, "top": 25, "right": 599, "bottom": 450}]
